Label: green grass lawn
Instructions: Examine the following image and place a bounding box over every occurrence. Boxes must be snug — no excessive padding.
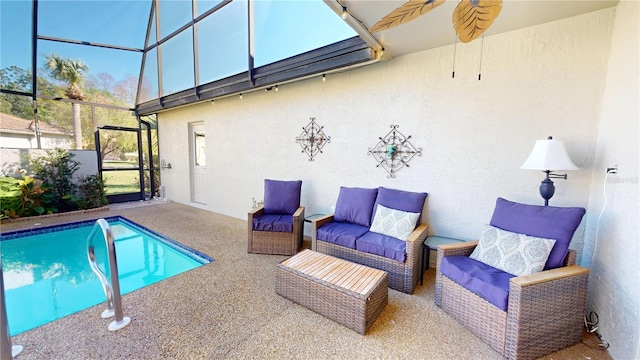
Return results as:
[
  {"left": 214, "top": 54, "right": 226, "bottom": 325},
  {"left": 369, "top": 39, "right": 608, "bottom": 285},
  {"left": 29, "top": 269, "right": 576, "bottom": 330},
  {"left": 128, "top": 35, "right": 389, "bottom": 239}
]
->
[
  {"left": 102, "top": 160, "right": 138, "bottom": 169},
  {"left": 102, "top": 169, "right": 141, "bottom": 195}
]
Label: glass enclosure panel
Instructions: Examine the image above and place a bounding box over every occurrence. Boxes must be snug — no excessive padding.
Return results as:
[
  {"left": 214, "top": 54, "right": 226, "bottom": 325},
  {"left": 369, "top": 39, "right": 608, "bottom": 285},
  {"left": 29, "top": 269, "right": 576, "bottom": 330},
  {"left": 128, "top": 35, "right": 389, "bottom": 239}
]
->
[
  {"left": 37, "top": 40, "right": 142, "bottom": 107},
  {"left": 103, "top": 170, "right": 141, "bottom": 195},
  {"left": 0, "top": 0, "right": 32, "bottom": 92},
  {"left": 140, "top": 117, "right": 158, "bottom": 170},
  {"left": 160, "top": 29, "right": 194, "bottom": 96},
  {"left": 197, "top": 0, "right": 248, "bottom": 84},
  {"left": 139, "top": 48, "right": 159, "bottom": 103},
  {"left": 0, "top": 94, "right": 37, "bottom": 149},
  {"left": 253, "top": 0, "right": 357, "bottom": 67},
  {"left": 37, "top": 99, "right": 72, "bottom": 133},
  {"left": 158, "top": 0, "right": 193, "bottom": 39},
  {"left": 35, "top": 99, "right": 82, "bottom": 149},
  {"left": 0, "top": 93, "right": 33, "bottom": 122},
  {"left": 141, "top": 124, "right": 151, "bottom": 172},
  {"left": 37, "top": 0, "right": 150, "bottom": 49},
  {"left": 140, "top": 119, "right": 159, "bottom": 198},
  {"left": 93, "top": 107, "right": 138, "bottom": 130},
  {"left": 196, "top": 0, "right": 225, "bottom": 17},
  {"left": 142, "top": 169, "right": 152, "bottom": 199},
  {"left": 148, "top": 7, "right": 158, "bottom": 47},
  {"left": 140, "top": 115, "right": 159, "bottom": 197},
  {"left": 99, "top": 129, "right": 139, "bottom": 170}
]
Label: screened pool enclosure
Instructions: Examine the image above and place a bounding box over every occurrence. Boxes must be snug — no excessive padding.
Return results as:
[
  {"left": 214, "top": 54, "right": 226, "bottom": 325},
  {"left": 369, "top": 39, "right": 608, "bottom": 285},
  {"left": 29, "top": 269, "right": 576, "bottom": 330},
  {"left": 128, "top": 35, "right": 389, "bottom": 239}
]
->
[{"left": 0, "top": 0, "right": 375, "bottom": 202}]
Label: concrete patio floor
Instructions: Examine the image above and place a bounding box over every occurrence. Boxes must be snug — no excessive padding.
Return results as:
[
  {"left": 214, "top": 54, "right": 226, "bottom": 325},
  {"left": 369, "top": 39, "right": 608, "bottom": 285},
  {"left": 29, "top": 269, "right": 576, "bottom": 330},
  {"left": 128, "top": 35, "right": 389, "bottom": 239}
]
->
[{"left": 2, "top": 201, "right": 611, "bottom": 359}]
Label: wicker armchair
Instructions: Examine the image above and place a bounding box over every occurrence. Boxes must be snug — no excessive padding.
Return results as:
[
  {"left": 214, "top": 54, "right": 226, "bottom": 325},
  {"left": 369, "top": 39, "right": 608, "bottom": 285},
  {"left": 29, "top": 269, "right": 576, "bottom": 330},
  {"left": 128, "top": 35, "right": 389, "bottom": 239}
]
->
[
  {"left": 248, "top": 206, "right": 304, "bottom": 255},
  {"left": 247, "top": 179, "right": 304, "bottom": 256},
  {"left": 434, "top": 198, "right": 590, "bottom": 360},
  {"left": 436, "top": 243, "right": 589, "bottom": 360}
]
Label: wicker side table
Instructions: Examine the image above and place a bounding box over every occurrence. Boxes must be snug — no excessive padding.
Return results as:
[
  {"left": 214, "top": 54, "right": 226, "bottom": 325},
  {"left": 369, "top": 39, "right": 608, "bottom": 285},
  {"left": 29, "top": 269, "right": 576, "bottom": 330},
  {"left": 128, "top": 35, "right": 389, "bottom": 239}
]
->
[{"left": 275, "top": 249, "right": 388, "bottom": 335}]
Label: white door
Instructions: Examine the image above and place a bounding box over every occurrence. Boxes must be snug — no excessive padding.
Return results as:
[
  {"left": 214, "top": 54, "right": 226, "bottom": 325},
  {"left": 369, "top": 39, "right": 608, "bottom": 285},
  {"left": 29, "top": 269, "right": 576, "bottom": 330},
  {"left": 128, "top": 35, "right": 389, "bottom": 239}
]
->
[{"left": 190, "top": 123, "right": 207, "bottom": 204}]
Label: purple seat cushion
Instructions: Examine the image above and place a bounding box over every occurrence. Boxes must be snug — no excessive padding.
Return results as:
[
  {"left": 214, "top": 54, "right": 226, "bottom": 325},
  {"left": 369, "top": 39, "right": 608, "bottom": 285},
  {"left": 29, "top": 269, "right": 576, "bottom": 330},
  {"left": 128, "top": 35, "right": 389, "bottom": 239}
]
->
[
  {"left": 333, "top": 187, "right": 378, "bottom": 227},
  {"left": 252, "top": 214, "right": 293, "bottom": 233},
  {"left": 316, "top": 222, "right": 369, "bottom": 249},
  {"left": 440, "top": 255, "right": 515, "bottom": 311},
  {"left": 372, "top": 187, "right": 428, "bottom": 225},
  {"left": 355, "top": 231, "right": 407, "bottom": 262},
  {"left": 489, "top": 197, "right": 586, "bottom": 269},
  {"left": 263, "top": 179, "right": 302, "bottom": 215}
]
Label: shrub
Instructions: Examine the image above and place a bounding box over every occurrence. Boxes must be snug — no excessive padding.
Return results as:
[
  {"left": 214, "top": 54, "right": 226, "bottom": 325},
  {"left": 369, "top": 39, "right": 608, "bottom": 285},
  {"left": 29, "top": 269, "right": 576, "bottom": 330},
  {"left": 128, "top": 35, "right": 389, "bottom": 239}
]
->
[
  {"left": 0, "top": 177, "right": 21, "bottom": 219},
  {"left": 0, "top": 176, "right": 56, "bottom": 219},
  {"left": 75, "top": 174, "right": 108, "bottom": 209},
  {"left": 29, "top": 148, "right": 80, "bottom": 212}
]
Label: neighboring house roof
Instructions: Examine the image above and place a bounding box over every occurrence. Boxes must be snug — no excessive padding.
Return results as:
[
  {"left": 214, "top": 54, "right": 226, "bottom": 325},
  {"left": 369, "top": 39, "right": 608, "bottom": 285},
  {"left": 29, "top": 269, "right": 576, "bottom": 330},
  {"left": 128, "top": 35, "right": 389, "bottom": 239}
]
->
[{"left": 0, "top": 112, "right": 72, "bottom": 136}]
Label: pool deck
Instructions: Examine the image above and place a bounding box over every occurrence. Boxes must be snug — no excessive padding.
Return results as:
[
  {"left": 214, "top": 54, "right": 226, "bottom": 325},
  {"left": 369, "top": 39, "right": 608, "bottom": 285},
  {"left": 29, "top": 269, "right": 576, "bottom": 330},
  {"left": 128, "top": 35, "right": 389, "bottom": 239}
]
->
[{"left": 2, "top": 201, "right": 610, "bottom": 359}]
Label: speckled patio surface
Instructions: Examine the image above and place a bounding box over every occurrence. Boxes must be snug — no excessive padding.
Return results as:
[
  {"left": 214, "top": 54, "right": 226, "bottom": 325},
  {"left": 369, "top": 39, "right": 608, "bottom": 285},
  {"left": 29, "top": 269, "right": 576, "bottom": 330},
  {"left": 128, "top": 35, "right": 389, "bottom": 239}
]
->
[{"left": 2, "top": 201, "right": 610, "bottom": 360}]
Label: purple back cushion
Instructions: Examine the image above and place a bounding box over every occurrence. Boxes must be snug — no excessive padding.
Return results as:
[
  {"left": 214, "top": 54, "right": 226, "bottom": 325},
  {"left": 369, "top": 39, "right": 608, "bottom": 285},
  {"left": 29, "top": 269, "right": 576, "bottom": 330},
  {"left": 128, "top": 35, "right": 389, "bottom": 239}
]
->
[
  {"left": 489, "top": 197, "right": 586, "bottom": 269},
  {"left": 334, "top": 187, "right": 378, "bottom": 227},
  {"left": 263, "top": 179, "right": 302, "bottom": 215},
  {"left": 371, "top": 187, "right": 428, "bottom": 225}
]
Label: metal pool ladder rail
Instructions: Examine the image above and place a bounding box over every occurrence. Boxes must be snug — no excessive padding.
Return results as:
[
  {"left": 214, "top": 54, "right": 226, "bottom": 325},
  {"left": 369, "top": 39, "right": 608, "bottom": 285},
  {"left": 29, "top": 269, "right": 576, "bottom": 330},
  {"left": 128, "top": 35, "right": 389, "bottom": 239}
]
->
[
  {"left": 86, "top": 219, "right": 131, "bottom": 331},
  {"left": 1, "top": 255, "right": 24, "bottom": 359}
]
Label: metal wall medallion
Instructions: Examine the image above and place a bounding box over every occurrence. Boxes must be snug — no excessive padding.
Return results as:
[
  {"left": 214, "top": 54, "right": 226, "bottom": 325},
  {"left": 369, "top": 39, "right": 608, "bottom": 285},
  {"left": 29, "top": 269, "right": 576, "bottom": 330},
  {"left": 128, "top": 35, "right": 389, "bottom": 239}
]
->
[
  {"left": 368, "top": 125, "right": 422, "bottom": 178},
  {"left": 295, "top": 117, "right": 330, "bottom": 161}
]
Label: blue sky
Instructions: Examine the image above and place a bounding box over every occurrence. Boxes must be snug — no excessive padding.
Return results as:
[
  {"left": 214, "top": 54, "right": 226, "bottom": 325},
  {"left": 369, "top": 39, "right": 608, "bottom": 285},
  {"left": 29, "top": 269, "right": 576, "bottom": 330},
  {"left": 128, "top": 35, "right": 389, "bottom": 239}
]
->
[{"left": 1, "top": 0, "right": 356, "bottom": 97}]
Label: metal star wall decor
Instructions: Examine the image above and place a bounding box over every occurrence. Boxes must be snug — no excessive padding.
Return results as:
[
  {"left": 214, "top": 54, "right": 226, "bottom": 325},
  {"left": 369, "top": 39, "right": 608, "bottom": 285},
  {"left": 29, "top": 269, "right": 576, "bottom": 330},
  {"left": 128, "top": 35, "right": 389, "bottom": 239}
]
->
[
  {"left": 368, "top": 125, "right": 422, "bottom": 178},
  {"left": 295, "top": 117, "right": 331, "bottom": 161}
]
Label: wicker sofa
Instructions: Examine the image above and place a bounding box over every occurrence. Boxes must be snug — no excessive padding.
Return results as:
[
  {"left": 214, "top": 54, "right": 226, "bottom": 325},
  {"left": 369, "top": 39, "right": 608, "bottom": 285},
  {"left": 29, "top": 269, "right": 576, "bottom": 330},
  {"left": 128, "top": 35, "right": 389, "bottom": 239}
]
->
[
  {"left": 311, "top": 186, "right": 428, "bottom": 294},
  {"left": 435, "top": 198, "right": 590, "bottom": 360}
]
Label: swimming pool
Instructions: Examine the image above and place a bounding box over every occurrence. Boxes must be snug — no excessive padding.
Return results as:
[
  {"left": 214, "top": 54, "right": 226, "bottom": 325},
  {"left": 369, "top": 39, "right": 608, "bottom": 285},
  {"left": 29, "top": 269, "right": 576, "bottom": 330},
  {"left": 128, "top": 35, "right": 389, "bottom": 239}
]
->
[{"left": 0, "top": 216, "right": 213, "bottom": 336}]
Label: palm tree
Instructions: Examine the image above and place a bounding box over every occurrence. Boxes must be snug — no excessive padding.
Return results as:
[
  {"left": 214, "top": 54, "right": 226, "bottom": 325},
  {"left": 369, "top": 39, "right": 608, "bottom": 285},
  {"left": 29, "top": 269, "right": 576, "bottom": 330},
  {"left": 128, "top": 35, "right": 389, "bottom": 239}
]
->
[{"left": 44, "top": 54, "right": 88, "bottom": 149}]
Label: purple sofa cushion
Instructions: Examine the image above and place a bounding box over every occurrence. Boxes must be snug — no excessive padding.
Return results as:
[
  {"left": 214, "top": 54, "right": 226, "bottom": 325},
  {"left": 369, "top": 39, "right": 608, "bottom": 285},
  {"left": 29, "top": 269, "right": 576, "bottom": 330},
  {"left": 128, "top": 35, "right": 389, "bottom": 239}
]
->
[
  {"left": 252, "top": 214, "right": 293, "bottom": 233},
  {"left": 489, "top": 197, "right": 586, "bottom": 269},
  {"left": 263, "top": 179, "right": 302, "bottom": 215},
  {"left": 316, "top": 222, "right": 369, "bottom": 249},
  {"left": 440, "top": 255, "right": 515, "bottom": 311},
  {"left": 372, "top": 187, "right": 427, "bottom": 226},
  {"left": 355, "top": 231, "right": 407, "bottom": 262},
  {"left": 334, "top": 187, "right": 378, "bottom": 227}
]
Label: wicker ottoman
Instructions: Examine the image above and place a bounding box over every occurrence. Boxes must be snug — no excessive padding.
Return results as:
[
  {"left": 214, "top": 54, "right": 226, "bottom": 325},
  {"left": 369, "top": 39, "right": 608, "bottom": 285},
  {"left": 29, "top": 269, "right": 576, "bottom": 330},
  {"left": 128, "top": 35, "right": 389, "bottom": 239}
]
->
[{"left": 275, "top": 249, "right": 388, "bottom": 335}]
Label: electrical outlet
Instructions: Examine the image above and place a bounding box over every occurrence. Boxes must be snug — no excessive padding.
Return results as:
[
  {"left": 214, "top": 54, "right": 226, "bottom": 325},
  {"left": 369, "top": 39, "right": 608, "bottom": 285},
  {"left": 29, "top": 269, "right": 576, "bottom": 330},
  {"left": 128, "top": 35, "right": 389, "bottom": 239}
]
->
[{"left": 606, "top": 165, "right": 618, "bottom": 174}]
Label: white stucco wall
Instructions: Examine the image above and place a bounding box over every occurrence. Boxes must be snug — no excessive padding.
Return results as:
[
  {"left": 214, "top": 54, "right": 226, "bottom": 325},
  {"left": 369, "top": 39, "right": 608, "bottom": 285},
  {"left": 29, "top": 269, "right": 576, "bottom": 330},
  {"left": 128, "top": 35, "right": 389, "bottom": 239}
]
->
[
  {"left": 160, "top": 8, "right": 612, "bottom": 245},
  {"left": 157, "top": 6, "right": 640, "bottom": 359},
  {"left": 583, "top": 2, "right": 640, "bottom": 359}
]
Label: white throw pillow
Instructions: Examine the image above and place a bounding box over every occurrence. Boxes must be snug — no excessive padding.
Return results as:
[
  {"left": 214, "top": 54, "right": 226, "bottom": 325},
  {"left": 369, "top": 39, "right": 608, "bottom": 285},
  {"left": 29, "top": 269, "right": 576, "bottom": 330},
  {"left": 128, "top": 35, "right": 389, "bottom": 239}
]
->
[
  {"left": 469, "top": 225, "right": 556, "bottom": 276},
  {"left": 369, "top": 205, "right": 420, "bottom": 241}
]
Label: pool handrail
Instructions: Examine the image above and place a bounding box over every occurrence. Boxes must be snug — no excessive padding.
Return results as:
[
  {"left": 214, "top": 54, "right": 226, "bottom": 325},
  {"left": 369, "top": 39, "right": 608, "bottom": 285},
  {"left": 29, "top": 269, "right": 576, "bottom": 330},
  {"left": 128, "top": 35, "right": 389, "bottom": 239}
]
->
[
  {"left": 1, "top": 257, "right": 24, "bottom": 359},
  {"left": 86, "top": 218, "right": 131, "bottom": 331}
]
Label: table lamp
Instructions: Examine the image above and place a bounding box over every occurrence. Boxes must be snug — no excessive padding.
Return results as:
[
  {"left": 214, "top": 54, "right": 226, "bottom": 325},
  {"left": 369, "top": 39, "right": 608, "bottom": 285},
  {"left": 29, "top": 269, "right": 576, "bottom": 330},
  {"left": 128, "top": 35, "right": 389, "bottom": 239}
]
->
[{"left": 520, "top": 136, "right": 578, "bottom": 206}]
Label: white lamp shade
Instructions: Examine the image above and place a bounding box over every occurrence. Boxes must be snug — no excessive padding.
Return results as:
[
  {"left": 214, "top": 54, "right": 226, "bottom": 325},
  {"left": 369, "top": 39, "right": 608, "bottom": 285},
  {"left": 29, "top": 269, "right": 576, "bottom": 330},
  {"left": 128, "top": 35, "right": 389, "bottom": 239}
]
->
[{"left": 520, "top": 138, "right": 579, "bottom": 171}]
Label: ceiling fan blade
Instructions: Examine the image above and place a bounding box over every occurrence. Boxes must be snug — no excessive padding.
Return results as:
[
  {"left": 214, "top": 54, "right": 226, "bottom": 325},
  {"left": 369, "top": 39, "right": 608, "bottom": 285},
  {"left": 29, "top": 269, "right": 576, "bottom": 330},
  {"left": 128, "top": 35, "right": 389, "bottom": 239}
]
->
[
  {"left": 452, "top": 0, "right": 502, "bottom": 43},
  {"left": 369, "top": 0, "right": 447, "bottom": 33}
]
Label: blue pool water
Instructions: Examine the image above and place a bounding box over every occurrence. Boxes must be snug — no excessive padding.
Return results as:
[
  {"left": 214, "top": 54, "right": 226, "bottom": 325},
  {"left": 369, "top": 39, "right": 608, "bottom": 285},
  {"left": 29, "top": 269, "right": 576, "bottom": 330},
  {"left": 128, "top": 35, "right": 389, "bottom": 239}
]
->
[{"left": 0, "top": 216, "right": 213, "bottom": 336}]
